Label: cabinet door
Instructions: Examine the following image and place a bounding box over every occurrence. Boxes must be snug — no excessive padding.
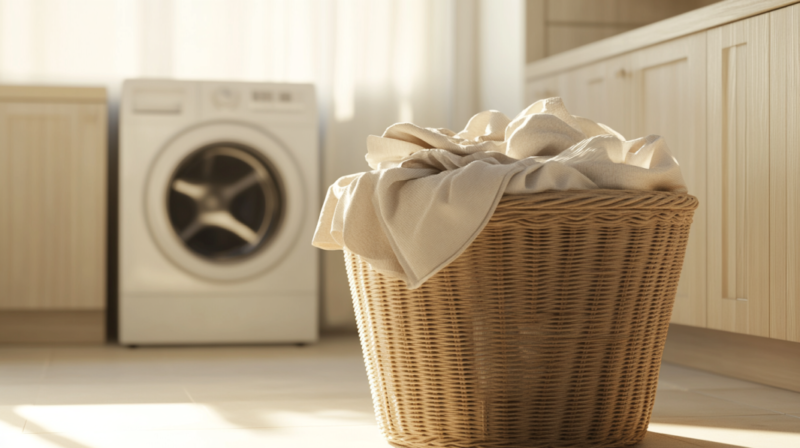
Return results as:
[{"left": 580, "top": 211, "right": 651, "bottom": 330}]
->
[
  {"left": 525, "top": 74, "right": 562, "bottom": 105},
  {"left": 770, "top": 4, "right": 800, "bottom": 342},
  {"left": 562, "top": 55, "right": 632, "bottom": 138},
  {"left": 526, "top": 56, "right": 631, "bottom": 138},
  {"left": 0, "top": 102, "right": 107, "bottom": 309},
  {"left": 525, "top": 71, "right": 613, "bottom": 122},
  {"left": 706, "top": 14, "right": 770, "bottom": 337},
  {"left": 630, "top": 33, "right": 708, "bottom": 328}
]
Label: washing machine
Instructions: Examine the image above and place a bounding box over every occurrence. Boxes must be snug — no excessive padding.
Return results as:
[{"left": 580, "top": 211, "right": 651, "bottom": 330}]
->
[{"left": 119, "top": 79, "right": 318, "bottom": 345}]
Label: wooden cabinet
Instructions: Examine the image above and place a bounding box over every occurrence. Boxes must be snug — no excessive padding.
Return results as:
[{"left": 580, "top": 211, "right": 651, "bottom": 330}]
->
[
  {"left": 525, "top": 74, "right": 562, "bottom": 105},
  {"left": 525, "top": 0, "right": 800, "bottom": 390},
  {"left": 769, "top": 3, "right": 800, "bottom": 342},
  {"left": 0, "top": 86, "right": 107, "bottom": 343},
  {"left": 525, "top": 57, "right": 632, "bottom": 138},
  {"left": 629, "top": 33, "right": 708, "bottom": 328},
  {"left": 564, "top": 55, "right": 632, "bottom": 138},
  {"left": 706, "top": 14, "right": 771, "bottom": 337},
  {"left": 525, "top": 1, "right": 800, "bottom": 342},
  {"left": 526, "top": 35, "right": 708, "bottom": 328}
]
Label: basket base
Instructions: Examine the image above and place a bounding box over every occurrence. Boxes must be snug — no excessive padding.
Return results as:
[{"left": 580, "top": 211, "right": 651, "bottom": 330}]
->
[{"left": 384, "top": 432, "right": 647, "bottom": 448}]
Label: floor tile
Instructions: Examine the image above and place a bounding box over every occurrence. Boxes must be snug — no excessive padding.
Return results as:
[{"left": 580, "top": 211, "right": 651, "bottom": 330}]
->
[
  {"left": 166, "top": 354, "right": 367, "bottom": 377},
  {"left": 658, "top": 364, "right": 765, "bottom": 391},
  {"left": 633, "top": 431, "right": 741, "bottom": 447},
  {"left": 3, "top": 337, "right": 800, "bottom": 447},
  {"left": 695, "top": 387, "right": 800, "bottom": 416},
  {"left": 2, "top": 425, "right": 390, "bottom": 448},
  {"left": 42, "top": 352, "right": 176, "bottom": 384},
  {"left": 181, "top": 364, "right": 372, "bottom": 402},
  {"left": 0, "top": 384, "right": 41, "bottom": 405},
  {"left": 0, "top": 349, "right": 50, "bottom": 384},
  {"left": 657, "top": 379, "right": 688, "bottom": 392},
  {"left": 650, "top": 415, "right": 800, "bottom": 448},
  {"left": 0, "top": 405, "right": 27, "bottom": 436},
  {"left": 199, "top": 397, "right": 377, "bottom": 429},
  {"left": 651, "top": 390, "right": 778, "bottom": 418},
  {"left": 17, "top": 403, "right": 220, "bottom": 433},
  {"left": 35, "top": 383, "right": 192, "bottom": 405}
]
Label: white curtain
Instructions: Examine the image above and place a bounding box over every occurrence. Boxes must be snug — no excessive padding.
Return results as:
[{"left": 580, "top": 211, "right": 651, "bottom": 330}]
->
[
  {"left": 0, "top": 0, "right": 480, "bottom": 182},
  {"left": 0, "top": 0, "right": 484, "bottom": 329}
]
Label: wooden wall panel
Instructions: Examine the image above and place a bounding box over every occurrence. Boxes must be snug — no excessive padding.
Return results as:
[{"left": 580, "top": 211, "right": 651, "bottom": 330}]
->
[
  {"left": 546, "top": 25, "right": 633, "bottom": 62},
  {"left": 0, "top": 101, "right": 106, "bottom": 310},
  {"left": 526, "top": 0, "right": 797, "bottom": 75},
  {"left": 769, "top": 4, "right": 800, "bottom": 342},
  {"left": 561, "top": 63, "right": 609, "bottom": 120},
  {"left": 526, "top": 0, "right": 800, "bottom": 347},
  {"left": 547, "top": 0, "right": 618, "bottom": 24},
  {"left": 630, "top": 33, "right": 708, "bottom": 328},
  {"left": 631, "top": 33, "right": 706, "bottom": 327},
  {"left": 561, "top": 55, "right": 631, "bottom": 138},
  {"left": 706, "top": 14, "right": 770, "bottom": 337},
  {"left": 527, "top": 0, "right": 719, "bottom": 62},
  {"left": 0, "top": 310, "right": 105, "bottom": 344},
  {"left": 526, "top": 0, "right": 547, "bottom": 65},
  {"left": 617, "top": 0, "right": 722, "bottom": 24},
  {"left": 524, "top": 73, "right": 562, "bottom": 104}
]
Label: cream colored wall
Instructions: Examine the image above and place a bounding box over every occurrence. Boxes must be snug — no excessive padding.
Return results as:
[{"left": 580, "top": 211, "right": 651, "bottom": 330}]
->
[
  {"left": 526, "top": 0, "right": 721, "bottom": 62},
  {"left": 321, "top": 0, "right": 527, "bottom": 332},
  {"left": 478, "top": 0, "right": 526, "bottom": 116}
]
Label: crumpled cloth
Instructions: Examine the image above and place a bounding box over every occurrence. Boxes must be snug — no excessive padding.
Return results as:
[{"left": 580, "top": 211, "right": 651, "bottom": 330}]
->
[{"left": 312, "top": 97, "right": 687, "bottom": 289}]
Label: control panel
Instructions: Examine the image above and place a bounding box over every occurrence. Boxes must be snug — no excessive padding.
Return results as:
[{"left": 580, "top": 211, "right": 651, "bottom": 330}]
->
[{"left": 247, "top": 86, "right": 305, "bottom": 112}]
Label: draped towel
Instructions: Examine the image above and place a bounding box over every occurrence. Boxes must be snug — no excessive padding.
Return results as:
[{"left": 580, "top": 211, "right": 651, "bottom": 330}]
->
[{"left": 313, "top": 97, "right": 686, "bottom": 289}]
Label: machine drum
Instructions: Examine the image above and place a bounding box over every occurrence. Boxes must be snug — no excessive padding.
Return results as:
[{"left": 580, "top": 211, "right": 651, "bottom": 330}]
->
[{"left": 167, "top": 143, "right": 283, "bottom": 261}]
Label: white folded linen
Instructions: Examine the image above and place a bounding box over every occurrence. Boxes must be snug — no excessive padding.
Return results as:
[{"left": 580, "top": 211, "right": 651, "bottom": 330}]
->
[{"left": 312, "top": 97, "right": 687, "bottom": 289}]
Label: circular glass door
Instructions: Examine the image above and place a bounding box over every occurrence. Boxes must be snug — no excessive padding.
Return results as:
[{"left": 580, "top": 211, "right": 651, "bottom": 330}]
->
[
  {"left": 167, "top": 144, "right": 283, "bottom": 261},
  {"left": 145, "top": 122, "right": 306, "bottom": 281}
]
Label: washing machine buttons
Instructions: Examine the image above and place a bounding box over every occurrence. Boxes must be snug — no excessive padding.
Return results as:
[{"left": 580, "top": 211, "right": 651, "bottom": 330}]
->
[{"left": 213, "top": 87, "right": 240, "bottom": 110}]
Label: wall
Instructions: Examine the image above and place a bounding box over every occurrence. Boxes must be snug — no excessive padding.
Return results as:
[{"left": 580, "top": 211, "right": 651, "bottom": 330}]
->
[
  {"left": 478, "top": 0, "right": 526, "bottom": 116},
  {"left": 322, "top": 0, "right": 530, "bottom": 332},
  {"left": 525, "top": 0, "right": 721, "bottom": 63},
  {"left": 0, "top": 0, "right": 531, "bottom": 335}
]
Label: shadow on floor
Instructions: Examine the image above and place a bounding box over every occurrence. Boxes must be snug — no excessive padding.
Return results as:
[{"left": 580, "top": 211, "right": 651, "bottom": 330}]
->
[
  {"left": 1, "top": 411, "right": 94, "bottom": 448},
  {"left": 648, "top": 432, "right": 745, "bottom": 447}
]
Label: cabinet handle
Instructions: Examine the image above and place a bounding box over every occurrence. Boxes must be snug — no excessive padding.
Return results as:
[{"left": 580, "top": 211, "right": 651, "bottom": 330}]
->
[{"left": 616, "top": 68, "right": 628, "bottom": 78}]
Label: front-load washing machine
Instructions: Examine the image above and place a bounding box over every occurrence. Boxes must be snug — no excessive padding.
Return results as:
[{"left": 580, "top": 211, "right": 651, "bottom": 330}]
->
[{"left": 119, "top": 79, "right": 318, "bottom": 345}]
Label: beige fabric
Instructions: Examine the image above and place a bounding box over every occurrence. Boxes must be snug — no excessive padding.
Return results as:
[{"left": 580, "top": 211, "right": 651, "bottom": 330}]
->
[{"left": 312, "top": 97, "right": 687, "bottom": 289}]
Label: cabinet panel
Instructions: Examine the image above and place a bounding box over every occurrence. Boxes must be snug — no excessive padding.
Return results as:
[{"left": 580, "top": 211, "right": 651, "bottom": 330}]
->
[
  {"left": 526, "top": 57, "right": 631, "bottom": 138},
  {"left": 0, "top": 102, "right": 106, "bottom": 309},
  {"left": 525, "top": 74, "right": 562, "bottom": 105},
  {"left": 547, "top": 25, "right": 631, "bottom": 56},
  {"left": 562, "top": 56, "right": 632, "bottom": 138},
  {"left": 631, "top": 33, "right": 708, "bottom": 328},
  {"left": 770, "top": 4, "right": 800, "bottom": 342},
  {"left": 706, "top": 14, "right": 770, "bottom": 337}
]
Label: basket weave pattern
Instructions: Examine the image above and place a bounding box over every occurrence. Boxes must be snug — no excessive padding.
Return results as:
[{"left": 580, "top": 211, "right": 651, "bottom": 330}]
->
[{"left": 345, "top": 190, "right": 698, "bottom": 448}]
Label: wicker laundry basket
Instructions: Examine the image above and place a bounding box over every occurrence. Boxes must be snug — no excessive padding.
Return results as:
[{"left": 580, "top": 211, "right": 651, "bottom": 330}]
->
[{"left": 344, "top": 189, "right": 698, "bottom": 448}]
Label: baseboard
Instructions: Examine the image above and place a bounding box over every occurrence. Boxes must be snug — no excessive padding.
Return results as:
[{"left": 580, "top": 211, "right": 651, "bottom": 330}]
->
[
  {"left": 663, "top": 323, "right": 800, "bottom": 393},
  {"left": 0, "top": 310, "right": 105, "bottom": 344}
]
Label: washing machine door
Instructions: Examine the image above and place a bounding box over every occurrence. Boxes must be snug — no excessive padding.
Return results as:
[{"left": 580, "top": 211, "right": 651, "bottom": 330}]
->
[{"left": 145, "top": 122, "right": 306, "bottom": 281}]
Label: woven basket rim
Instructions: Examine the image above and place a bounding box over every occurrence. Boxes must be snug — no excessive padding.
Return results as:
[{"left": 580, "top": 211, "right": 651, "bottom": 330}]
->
[{"left": 498, "top": 189, "right": 698, "bottom": 211}]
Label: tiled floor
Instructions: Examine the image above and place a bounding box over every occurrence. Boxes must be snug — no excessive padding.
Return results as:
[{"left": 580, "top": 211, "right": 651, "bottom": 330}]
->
[{"left": 1, "top": 335, "right": 799, "bottom": 447}]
